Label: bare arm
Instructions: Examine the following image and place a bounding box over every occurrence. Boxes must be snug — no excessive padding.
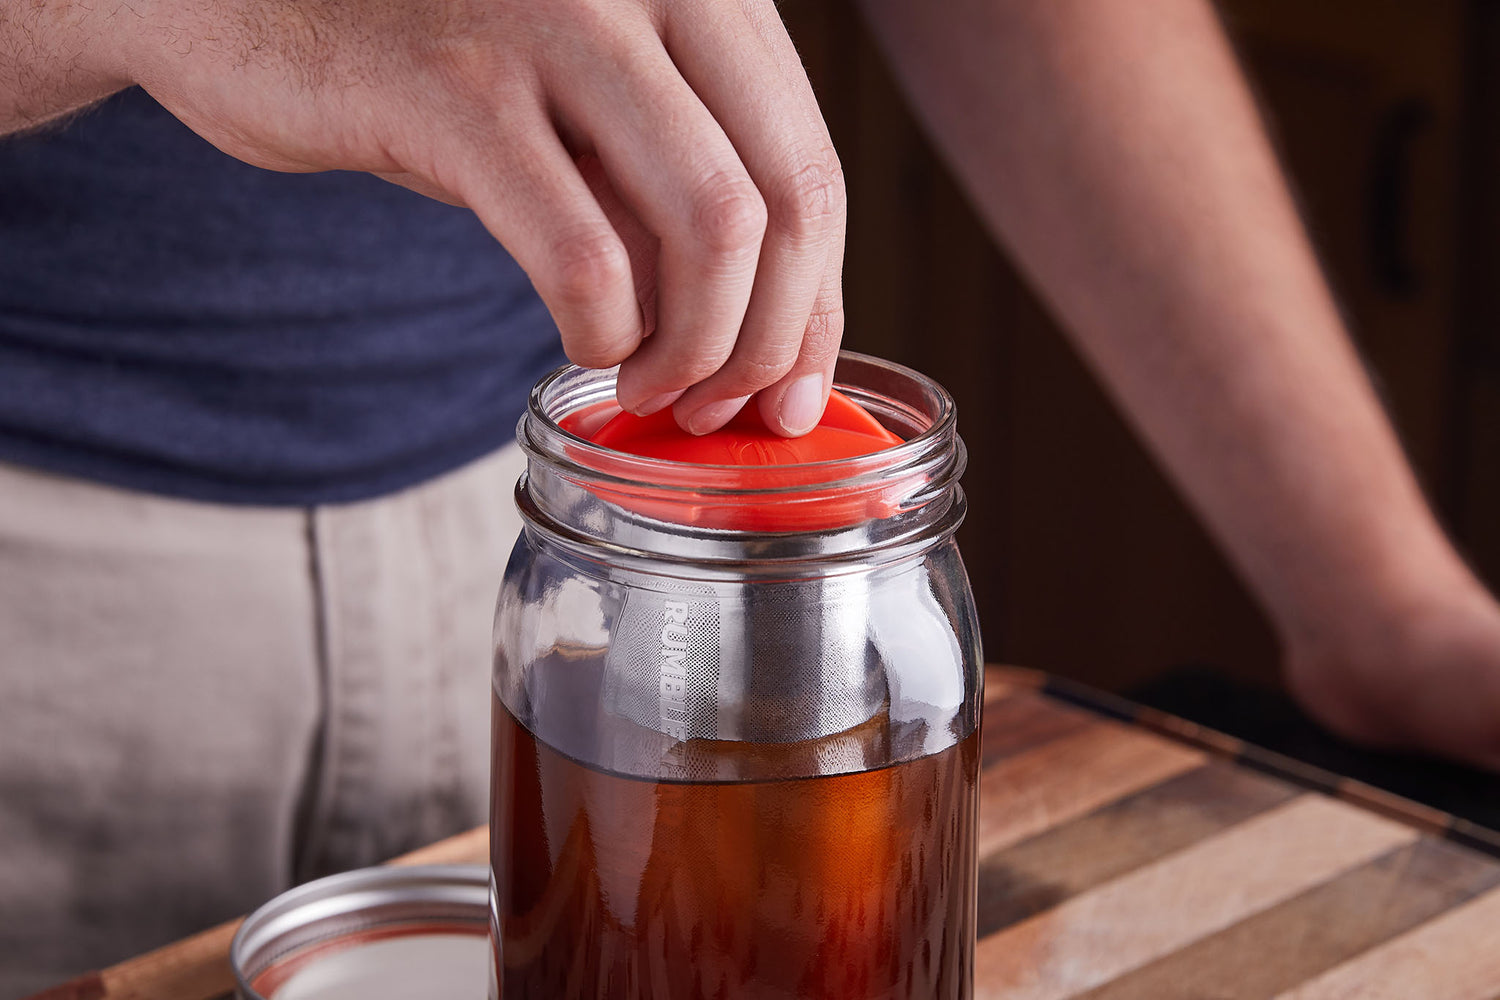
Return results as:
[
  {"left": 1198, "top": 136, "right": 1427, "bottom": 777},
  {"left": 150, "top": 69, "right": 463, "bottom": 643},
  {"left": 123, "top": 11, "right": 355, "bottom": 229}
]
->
[
  {"left": 861, "top": 0, "right": 1500, "bottom": 767},
  {"left": 0, "top": 0, "right": 130, "bottom": 129}
]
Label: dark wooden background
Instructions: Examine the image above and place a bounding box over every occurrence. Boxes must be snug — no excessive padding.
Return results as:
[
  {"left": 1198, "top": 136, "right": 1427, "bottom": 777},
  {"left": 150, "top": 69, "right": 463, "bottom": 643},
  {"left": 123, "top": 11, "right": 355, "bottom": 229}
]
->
[{"left": 778, "top": 0, "right": 1499, "bottom": 695}]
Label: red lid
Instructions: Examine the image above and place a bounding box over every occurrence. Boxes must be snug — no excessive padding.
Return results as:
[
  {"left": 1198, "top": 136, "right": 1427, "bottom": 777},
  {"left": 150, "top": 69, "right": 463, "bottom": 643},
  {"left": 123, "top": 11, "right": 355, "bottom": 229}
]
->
[
  {"left": 587, "top": 389, "right": 901, "bottom": 465},
  {"left": 558, "top": 390, "right": 907, "bottom": 531}
]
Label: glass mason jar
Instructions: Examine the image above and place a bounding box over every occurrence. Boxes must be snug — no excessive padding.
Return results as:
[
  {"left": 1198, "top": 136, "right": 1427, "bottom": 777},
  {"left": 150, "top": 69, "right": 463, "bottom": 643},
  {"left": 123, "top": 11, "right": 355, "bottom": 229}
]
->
[{"left": 490, "top": 351, "right": 982, "bottom": 1000}]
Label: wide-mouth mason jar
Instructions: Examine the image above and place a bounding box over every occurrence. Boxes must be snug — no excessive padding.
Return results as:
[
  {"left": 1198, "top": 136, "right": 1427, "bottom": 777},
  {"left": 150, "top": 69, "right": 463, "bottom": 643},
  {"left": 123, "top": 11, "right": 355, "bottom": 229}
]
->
[{"left": 490, "top": 351, "right": 982, "bottom": 999}]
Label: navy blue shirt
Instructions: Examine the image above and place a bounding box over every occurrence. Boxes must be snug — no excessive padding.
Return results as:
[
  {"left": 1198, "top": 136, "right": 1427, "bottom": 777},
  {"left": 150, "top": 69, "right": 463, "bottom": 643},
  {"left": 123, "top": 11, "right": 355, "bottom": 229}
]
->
[{"left": 0, "top": 88, "right": 565, "bottom": 505}]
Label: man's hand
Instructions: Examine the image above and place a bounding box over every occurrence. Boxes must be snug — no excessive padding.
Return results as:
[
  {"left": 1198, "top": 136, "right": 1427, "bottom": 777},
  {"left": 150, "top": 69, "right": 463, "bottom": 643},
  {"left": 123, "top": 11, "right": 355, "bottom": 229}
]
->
[
  {"left": 10, "top": 0, "right": 845, "bottom": 435},
  {"left": 1281, "top": 561, "right": 1500, "bottom": 772}
]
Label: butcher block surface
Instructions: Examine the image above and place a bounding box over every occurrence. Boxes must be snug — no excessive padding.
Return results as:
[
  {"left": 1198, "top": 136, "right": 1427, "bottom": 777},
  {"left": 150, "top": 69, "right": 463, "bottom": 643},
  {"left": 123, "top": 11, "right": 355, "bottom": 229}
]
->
[{"left": 28, "top": 666, "right": 1500, "bottom": 1000}]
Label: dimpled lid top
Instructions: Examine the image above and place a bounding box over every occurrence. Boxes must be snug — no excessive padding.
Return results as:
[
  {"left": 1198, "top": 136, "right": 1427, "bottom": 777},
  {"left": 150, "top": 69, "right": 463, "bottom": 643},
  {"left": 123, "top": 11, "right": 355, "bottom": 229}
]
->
[
  {"left": 555, "top": 389, "right": 906, "bottom": 532},
  {"left": 587, "top": 389, "right": 902, "bottom": 465}
]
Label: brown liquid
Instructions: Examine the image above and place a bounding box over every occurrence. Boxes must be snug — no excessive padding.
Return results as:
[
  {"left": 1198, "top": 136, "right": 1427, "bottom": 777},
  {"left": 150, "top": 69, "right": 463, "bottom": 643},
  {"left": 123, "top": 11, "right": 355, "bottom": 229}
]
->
[{"left": 490, "top": 694, "right": 977, "bottom": 999}]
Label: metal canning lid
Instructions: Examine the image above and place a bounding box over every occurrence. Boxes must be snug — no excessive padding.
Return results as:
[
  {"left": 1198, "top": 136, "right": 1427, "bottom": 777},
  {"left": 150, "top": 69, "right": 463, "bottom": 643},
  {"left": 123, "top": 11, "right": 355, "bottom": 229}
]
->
[{"left": 230, "top": 864, "right": 489, "bottom": 1000}]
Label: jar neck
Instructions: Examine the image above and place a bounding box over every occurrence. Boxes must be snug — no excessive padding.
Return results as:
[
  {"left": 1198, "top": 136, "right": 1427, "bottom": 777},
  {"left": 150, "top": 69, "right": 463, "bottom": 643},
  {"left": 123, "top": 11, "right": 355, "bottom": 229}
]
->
[{"left": 515, "top": 352, "right": 967, "bottom": 570}]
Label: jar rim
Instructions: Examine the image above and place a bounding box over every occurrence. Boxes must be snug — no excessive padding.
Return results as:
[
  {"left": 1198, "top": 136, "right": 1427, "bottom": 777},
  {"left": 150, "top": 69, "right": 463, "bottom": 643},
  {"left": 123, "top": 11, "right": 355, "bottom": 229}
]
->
[
  {"left": 521, "top": 351, "right": 957, "bottom": 494},
  {"left": 515, "top": 351, "right": 966, "bottom": 550}
]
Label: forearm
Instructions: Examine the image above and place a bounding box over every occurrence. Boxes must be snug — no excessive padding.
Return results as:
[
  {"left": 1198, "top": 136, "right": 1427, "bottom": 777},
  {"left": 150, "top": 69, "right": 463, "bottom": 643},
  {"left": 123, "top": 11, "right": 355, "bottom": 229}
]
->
[
  {"left": 0, "top": 0, "right": 130, "bottom": 132},
  {"left": 860, "top": 0, "right": 1478, "bottom": 650}
]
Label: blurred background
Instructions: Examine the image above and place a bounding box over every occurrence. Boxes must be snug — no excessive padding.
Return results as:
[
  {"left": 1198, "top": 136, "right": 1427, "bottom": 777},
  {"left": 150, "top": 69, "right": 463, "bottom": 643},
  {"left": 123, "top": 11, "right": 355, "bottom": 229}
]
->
[{"left": 779, "top": 1, "right": 1500, "bottom": 701}]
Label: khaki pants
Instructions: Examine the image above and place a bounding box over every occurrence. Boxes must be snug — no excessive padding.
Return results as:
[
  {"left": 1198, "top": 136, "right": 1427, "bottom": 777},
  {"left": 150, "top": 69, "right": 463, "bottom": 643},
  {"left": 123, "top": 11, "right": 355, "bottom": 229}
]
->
[{"left": 0, "top": 447, "right": 527, "bottom": 998}]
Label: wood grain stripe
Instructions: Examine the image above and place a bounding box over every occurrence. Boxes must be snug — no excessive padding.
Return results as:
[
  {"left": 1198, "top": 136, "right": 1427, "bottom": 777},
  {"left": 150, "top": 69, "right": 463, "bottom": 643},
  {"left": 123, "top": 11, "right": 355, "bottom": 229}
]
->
[
  {"left": 977, "top": 720, "right": 1205, "bottom": 858},
  {"left": 24, "top": 973, "right": 107, "bottom": 1000},
  {"left": 984, "top": 666, "right": 1045, "bottom": 707},
  {"left": 974, "top": 795, "right": 1419, "bottom": 1000},
  {"left": 1271, "top": 886, "right": 1500, "bottom": 1000},
  {"left": 1041, "top": 674, "right": 1246, "bottom": 759},
  {"left": 991, "top": 666, "right": 1048, "bottom": 692},
  {"left": 1074, "top": 838, "right": 1500, "bottom": 1000},
  {"left": 386, "top": 824, "right": 488, "bottom": 866},
  {"left": 978, "top": 763, "right": 1298, "bottom": 935},
  {"left": 1037, "top": 669, "right": 1500, "bottom": 860},
  {"left": 985, "top": 677, "right": 1022, "bottom": 706},
  {"left": 981, "top": 692, "right": 1098, "bottom": 765}
]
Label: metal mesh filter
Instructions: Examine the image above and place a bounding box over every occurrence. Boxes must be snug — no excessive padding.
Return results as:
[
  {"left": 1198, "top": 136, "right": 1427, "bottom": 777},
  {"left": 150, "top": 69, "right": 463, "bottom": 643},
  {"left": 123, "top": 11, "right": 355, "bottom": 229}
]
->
[
  {"left": 604, "top": 585, "right": 722, "bottom": 742},
  {"left": 603, "top": 577, "right": 886, "bottom": 746}
]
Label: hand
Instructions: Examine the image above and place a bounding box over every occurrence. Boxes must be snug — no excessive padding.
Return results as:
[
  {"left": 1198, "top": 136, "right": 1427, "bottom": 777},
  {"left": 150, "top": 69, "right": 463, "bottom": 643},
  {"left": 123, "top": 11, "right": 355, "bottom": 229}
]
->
[
  {"left": 1284, "top": 572, "right": 1500, "bottom": 772},
  {"left": 105, "top": 0, "right": 845, "bottom": 435}
]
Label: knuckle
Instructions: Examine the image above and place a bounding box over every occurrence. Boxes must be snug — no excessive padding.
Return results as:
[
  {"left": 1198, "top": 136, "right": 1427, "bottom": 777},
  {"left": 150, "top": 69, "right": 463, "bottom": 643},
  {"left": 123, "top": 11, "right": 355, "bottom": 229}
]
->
[
  {"left": 564, "top": 332, "right": 636, "bottom": 370},
  {"left": 773, "top": 153, "right": 846, "bottom": 238},
  {"left": 417, "top": 14, "right": 528, "bottom": 96},
  {"left": 802, "top": 303, "right": 846, "bottom": 353},
  {"left": 665, "top": 341, "right": 737, "bottom": 388},
  {"left": 691, "top": 171, "right": 768, "bottom": 255},
  {"left": 719, "top": 352, "right": 798, "bottom": 394},
  {"left": 547, "top": 228, "right": 632, "bottom": 308}
]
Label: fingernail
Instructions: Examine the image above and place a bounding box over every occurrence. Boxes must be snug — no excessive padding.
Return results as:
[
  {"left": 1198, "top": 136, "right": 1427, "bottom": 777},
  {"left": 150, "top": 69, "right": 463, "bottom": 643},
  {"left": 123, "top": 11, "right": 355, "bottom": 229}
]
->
[
  {"left": 777, "top": 374, "right": 826, "bottom": 436},
  {"left": 632, "top": 390, "right": 683, "bottom": 415},
  {"left": 684, "top": 395, "right": 751, "bottom": 436}
]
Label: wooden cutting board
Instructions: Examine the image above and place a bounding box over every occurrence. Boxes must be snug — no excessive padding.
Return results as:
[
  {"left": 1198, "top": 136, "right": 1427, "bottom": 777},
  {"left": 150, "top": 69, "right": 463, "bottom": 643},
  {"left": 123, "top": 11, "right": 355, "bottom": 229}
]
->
[{"left": 29, "top": 667, "right": 1500, "bottom": 1000}]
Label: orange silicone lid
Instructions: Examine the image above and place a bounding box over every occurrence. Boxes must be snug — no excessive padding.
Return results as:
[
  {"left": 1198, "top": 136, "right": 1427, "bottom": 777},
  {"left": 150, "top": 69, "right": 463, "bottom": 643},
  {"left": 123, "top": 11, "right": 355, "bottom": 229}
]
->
[
  {"left": 587, "top": 389, "right": 901, "bottom": 465},
  {"left": 558, "top": 390, "right": 906, "bottom": 531}
]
